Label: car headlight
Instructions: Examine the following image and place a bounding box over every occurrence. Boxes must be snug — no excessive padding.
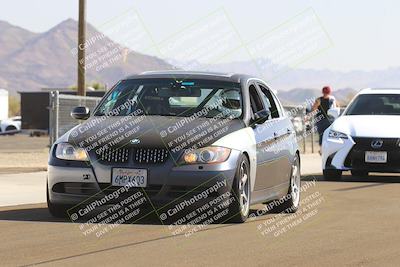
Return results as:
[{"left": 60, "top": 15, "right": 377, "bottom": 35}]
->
[
  {"left": 328, "top": 130, "right": 348, "bottom": 139},
  {"left": 179, "top": 146, "right": 231, "bottom": 164},
  {"left": 55, "top": 143, "right": 89, "bottom": 161}
]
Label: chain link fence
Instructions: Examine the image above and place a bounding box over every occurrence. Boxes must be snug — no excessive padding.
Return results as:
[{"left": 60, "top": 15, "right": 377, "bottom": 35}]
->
[
  {"left": 49, "top": 91, "right": 102, "bottom": 145},
  {"left": 283, "top": 105, "right": 318, "bottom": 154}
]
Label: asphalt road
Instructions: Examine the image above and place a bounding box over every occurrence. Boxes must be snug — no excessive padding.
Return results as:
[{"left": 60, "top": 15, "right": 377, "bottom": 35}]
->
[{"left": 1, "top": 173, "right": 400, "bottom": 267}]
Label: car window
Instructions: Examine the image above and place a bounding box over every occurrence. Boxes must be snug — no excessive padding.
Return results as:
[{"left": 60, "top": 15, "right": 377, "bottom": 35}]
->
[
  {"left": 249, "top": 84, "right": 264, "bottom": 116},
  {"left": 95, "top": 79, "right": 243, "bottom": 119},
  {"left": 345, "top": 94, "right": 400, "bottom": 115},
  {"left": 258, "top": 84, "right": 280, "bottom": 119}
]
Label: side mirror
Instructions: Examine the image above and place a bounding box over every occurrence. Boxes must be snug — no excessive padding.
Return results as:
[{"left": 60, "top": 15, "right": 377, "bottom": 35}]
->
[
  {"left": 71, "top": 106, "right": 90, "bottom": 120},
  {"left": 327, "top": 107, "right": 340, "bottom": 120},
  {"left": 251, "top": 109, "right": 271, "bottom": 125}
]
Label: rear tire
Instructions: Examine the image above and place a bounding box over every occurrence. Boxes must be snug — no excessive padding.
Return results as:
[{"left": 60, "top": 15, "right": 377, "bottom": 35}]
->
[
  {"left": 228, "top": 155, "right": 250, "bottom": 223},
  {"left": 323, "top": 169, "right": 342, "bottom": 181},
  {"left": 270, "top": 154, "right": 301, "bottom": 213},
  {"left": 351, "top": 170, "right": 368, "bottom": 177}
]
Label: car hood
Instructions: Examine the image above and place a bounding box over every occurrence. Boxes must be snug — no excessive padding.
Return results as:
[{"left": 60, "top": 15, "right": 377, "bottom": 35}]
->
[
  {"left": 67, "top": 115, "right": 245, "bottom": 152},
  {"left": 331, "top": 115, "right": 400, "bottom": 138}
]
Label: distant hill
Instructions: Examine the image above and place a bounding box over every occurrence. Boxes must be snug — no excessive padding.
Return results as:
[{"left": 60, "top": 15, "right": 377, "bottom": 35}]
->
[
  {"left": 0, "top": 21, "right": 38, "bottom": 59},
  {"left": 169, "top": 59, "right": 400, "bottom": 94},
  {"left": 0, "top": 19, "right": 173, "bottom": 95},
  {"left": 277, "top": 87, "right": 357, "bottom": 106}
]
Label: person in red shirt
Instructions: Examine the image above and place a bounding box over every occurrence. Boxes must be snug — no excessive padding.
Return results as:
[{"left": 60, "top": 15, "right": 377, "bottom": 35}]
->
[{"left": 312, "top": 86, "right": 339, "bottom": 152}]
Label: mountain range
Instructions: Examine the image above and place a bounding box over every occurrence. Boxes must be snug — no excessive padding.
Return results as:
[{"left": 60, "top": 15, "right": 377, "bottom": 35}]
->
[
  {"left": 1, "top": 19, "right": 400, "bottom": 105},
  {"left": 0, "top": 19, "right": 173, "bottom": 95}
]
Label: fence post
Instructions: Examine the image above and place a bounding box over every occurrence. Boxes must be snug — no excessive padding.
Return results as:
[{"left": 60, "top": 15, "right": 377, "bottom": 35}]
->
[
  {"left": 49, "top": 91, "right": 60, "bottom": 146},
  {"left": 303, "top": 134, "right": 306, "bottom": 153},
  {"left": 49, "top": 92, "right": 53, "bottom": 146},
  {"left": 302, "top": 108, "right": 306, "bottom": 153},
  {"left": 311, "top": 120, "right": 315, "bottom": 153},
  {"left": 55, "top": 91, "right": 59, "bottom": 142}
]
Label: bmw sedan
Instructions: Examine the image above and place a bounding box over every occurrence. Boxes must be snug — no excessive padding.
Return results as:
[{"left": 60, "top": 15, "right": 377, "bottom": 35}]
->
[
  {"left": 322, "top": 88, "right": 400, "bottom": 180},
  {"left": 47, "top": 71, "right": 301, "bottom": 223}
]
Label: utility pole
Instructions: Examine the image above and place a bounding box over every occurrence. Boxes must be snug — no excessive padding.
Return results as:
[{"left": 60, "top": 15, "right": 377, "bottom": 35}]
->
[{"left": 77, "top": 0, "right": 86, "bottom": 96}]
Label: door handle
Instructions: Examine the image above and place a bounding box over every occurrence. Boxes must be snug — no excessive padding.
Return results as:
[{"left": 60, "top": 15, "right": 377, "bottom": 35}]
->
[
  {"left": 274, "top": 132, "right": 278, "bottom": 139},
  {"left": 287, "top": 128, "right": 293, "bottom": 135}
]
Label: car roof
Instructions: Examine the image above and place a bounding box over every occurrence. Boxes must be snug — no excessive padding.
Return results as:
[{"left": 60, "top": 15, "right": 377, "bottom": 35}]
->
[
  {"left": 359, "top": 88, "right": 400, "bottom": 95},
  {"left": 124, "top": 70, "right": 254, "bottom": 83}
]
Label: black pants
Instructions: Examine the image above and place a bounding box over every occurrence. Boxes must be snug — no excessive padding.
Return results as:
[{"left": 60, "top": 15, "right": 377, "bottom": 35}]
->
[{"left": 316, "top": 119, "right": 331, "bottom": 146}]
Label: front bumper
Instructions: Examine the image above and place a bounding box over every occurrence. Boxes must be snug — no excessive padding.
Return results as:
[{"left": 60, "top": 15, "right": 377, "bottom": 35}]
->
[
  {"left": 322, "top": 136, "right": 400, "bottom": 172},
  {"left": 322, "top": 135, "right": 354, "bottom": 171},
  {"left": 47, "top": 150, "right": 240, "bottom": 206}
]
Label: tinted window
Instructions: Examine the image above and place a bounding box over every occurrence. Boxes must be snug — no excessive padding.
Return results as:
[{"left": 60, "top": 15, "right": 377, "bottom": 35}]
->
[
  {"left": 95, "top": 79, "right": 242, "bottom": 118},
  {"left": 345, "top": 94, "right": 400, "bottom": 115},
  {"left": 258, "top": 84, "right": 280, "bottom": 118},
  {"left": 249, "top": 84, "right": 264, "bottom": 114}
]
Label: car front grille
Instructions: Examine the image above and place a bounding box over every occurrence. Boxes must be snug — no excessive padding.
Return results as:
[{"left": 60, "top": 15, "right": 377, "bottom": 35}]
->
[
  {"left": 95, "top": 147, "right": 169, "bottom": 164},
  {"left": 351, "top": 137, "right": 400, "bottom": 151},
  {"left": 96, "top": 147, "right": 130, "bottom": 163},
  {"left": 344, "top": 137, "right": 400, "bottom": 170},
  {"left": 133, "top": 148, "right": 169, "bottom": 164}
]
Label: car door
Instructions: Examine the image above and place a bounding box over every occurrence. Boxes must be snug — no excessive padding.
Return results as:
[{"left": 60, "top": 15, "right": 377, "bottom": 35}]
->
[
  {"left": 256, "top": 82, "right": 293, "bottom": 191},
  {"left": 248, "top": 82, "right": 284, "bottom": 193}
]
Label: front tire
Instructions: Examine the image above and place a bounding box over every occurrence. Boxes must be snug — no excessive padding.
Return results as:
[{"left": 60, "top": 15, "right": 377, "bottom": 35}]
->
[
  {"left": 47, "top": 183, "right": 71, "bottom": 218},
  {"left": 323, "top": 169, "right": 342, "bottom": 181},
  {"left": 5, "top": 125, "right": 17, "bottom": 135},
  {"left": 228, "top": 155, "right": 250, "bottom": 223}
]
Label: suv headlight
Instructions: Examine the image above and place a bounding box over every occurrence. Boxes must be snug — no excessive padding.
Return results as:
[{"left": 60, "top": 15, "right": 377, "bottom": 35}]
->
[
  {"left": 179, "top": 146, "right": 231, "bottom": 164},
  {"left": 328, "top": 130, "right": 348, "bottom": 139},
  {"left": 55, "top": 143, "right": 89, "bottom": 161}
]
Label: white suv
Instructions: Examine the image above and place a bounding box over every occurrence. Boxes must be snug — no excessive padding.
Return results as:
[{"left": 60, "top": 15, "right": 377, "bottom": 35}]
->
[{"left": 322, "top": 88, "right": 400, "bottom": 180}]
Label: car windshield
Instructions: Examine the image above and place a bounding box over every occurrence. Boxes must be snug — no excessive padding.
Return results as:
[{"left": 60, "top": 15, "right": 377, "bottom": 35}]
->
[
  {"left": 94, "top": 79, "right": 242, "bottom": 118},
  {"left": 345, "top": 94, "right": 400, "bottom": 115}
]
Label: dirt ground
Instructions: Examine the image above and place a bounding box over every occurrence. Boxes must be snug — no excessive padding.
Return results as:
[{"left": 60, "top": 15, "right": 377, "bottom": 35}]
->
[{"left": 0, "top": 135, "right": 49, "bottom": 173}]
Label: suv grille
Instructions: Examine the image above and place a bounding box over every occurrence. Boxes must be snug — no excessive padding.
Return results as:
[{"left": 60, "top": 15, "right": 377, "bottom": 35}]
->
[
  {"left": 96, "top": 147, "right": 130, "bottom": 163},
  {"left": 133, "top": 148, "right": 169, "bottom": 163},
  {"left": 352, "top": 137, "right": 399, "bottom": 151},
  {"left": 344, "top": 137, "right": 400, "bottom": 169}
]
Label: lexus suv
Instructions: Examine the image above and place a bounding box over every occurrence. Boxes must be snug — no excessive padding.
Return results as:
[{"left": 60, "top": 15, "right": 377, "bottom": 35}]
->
[
  {"left": 322, "top": 88, "right": 400, "bottom": 180},
  {"left": 47, "top": 71, "right": 301, "bottom": 223}
]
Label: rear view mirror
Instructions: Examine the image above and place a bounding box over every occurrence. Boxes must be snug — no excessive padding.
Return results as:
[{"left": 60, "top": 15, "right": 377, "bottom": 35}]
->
[
  {"left": 252, "top": 109, "right": 271, "bottom": 125},
  {"left": 158, "top": 86, "right": 201, "bottom": 97},
  {"left": 71, "top": 106, "right": 90, "bottom": 120}
]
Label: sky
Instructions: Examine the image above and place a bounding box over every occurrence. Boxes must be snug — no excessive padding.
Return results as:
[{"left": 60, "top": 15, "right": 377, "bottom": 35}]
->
[{"left": 1, "top": 0, "right": 399, "bottom": 72}]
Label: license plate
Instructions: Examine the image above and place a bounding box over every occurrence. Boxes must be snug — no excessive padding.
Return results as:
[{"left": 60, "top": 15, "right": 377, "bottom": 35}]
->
[
  {"left": 112, "top": 168, "right": 147, "bottom": 187},
  {"left": 365, "top": 151, "right": 387, "bottom": 163}
]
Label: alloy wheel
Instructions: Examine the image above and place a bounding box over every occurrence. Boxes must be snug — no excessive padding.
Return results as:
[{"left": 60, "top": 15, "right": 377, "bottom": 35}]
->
[{"left": 238, "top": 161, "right": 250, "bottom": 216}]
